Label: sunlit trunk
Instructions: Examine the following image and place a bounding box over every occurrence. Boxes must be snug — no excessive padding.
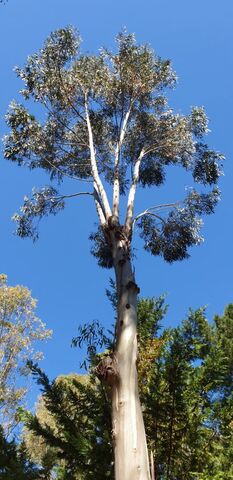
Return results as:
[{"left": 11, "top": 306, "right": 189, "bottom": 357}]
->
[{"left": 111, "top": 234, "right": 151, "bottom": 480}]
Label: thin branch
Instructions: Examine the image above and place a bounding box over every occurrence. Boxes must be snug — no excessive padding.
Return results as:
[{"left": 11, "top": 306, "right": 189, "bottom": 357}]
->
[
  {"left": 55, "top": 140, "right": 90, "bottom": 150},
  {"left": 133, "top": 211, "right": 166, "bottom": 228},
  {"left": 142, "top": 140, "right": 180, "bottom": 158},
  {"left": 145, "top": 201, "right": 181, "bottom": 211},
  {"left": 51, "top": 191, "right": 94, "bottom": 201},
  {"left": 44, "top": 157, "right": 93, "bottom": 183},
  {"left": 57, "top": 65, "right": 86, "bottom": 122},
  {"left": 133, "top": 201, "right": 181, "bottom": 227},
  {"left": 43, "top": 100, "right": 78, "bottom": 140},
  {"left": 84, "top": 94, "right": 112, "bottom": 219}
]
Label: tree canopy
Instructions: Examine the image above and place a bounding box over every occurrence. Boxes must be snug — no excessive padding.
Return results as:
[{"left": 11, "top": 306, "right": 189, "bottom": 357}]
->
[{"left": 4, "top": 28, "right": 223, "bottom": 263}]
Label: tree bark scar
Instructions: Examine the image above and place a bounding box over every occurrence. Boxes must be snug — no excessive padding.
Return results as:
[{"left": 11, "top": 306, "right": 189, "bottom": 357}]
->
[
  {"left": 118, "top": 258, "right": 126, "bottom": 266},
  {"left": 108, "top": 215, "right": 119, "bottom": 228},
  {"left": 126, "top": 280, "right": 140, "bottom": 294},
  {"left": 95, "top": 355, "right": 119, "bottom": 386},
  {"left": 126, "top": 303, "right": 130, "bottom": 309}
]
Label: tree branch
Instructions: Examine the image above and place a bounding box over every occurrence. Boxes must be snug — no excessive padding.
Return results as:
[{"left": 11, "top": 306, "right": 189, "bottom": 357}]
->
[
  {"left": 93, "top": 183, "right": 106, "bottom": 226},
  {"left": 112, "top": 103, "right": 132, "bottom": 219},
  {"left": 51, "top": 191, "right": 94, "bottom": 201},
  {"left": 145, "top": 202, "right": 181, "bottom": 212},
  {"left": 44, "top": 157, "right": 93, "bottom": 183},
  {"left": 133, "top": 201, "right": 181, "bottom": 228},
  {"left": 57, "top": 65, "right": 86, "bottom": 123},
  {"left": 125, "top": 149, "right": 145, "bottom": 235},
  {"left": 133, "top": 211, "right": 166, "bottom": 227},
  {"left": 84, "top": 95, "right": 112, "bottom": 221}
]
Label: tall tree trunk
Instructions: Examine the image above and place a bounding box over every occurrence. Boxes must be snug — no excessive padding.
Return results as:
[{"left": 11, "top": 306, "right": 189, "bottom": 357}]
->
[{"left": 111, "top": 233, "right": 151, "bottom": 480}]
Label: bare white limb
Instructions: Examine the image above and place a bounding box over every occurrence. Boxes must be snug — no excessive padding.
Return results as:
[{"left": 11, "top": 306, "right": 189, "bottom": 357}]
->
[
  {"left": 112, "top": 105, "right": 132, "bottom": 219},
  {"left": 125, "top": 149, "right": 145, "bottom": 234},
  {"left": 84, "top": 95, "right": 112, "bottom": 220}
]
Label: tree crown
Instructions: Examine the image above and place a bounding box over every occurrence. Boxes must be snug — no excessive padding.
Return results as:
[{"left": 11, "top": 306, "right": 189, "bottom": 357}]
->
[{"left": 4, "top": 28, "right": 224, "bottom": 264}]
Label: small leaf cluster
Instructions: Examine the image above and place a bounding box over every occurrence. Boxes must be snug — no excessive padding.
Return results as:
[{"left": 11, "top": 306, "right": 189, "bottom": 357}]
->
[
  {"left": 12, "top": 187, "right": 64, "bottom": 241},
  {"left": 139, "top": 188, "right": 220, "bottom": 262}
]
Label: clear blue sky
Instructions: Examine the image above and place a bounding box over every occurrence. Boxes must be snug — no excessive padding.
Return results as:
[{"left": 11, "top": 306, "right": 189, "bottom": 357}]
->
[{"left": 0, "top": 0, "right": 232, "bottom": 390}]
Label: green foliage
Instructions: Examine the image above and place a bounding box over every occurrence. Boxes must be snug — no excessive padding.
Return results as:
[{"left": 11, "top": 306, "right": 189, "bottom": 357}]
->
[
  {"left": 72, "top": 318, "right": 113, "bottom": 369},
  {"left": 140, "top": 304, "right": 233, "bottom": 480},
  {"left": 12, "top": 187, "right": 64, "bottom": 241},
  {"left": 22, "top": 364, "right": 113, "bottom": 479},
  {"left": 0, "top": 425, "right": 42, "bottom": 479},
  {"left": 4, "top": 28, "right": 224, "bottom": 263},
  {"left": 0, "top": 274, "right": 52, "bottom": 433},
  {"left": 139, "top": 188, "right": 220, "bottom": 262},
  {"left": 89, "top": 228, "right": 113, "bottom": 269},
  {"left": 21, "top": 300, "right": 233, "bottom": 480}
]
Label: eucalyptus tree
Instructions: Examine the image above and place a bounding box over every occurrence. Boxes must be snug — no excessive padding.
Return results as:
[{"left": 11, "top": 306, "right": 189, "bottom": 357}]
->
[{"left": 4, "top": 28, "right": 223, "bottom": 479}]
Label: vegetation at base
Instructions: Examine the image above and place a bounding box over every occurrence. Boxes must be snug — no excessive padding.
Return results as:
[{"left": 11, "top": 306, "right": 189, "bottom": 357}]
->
[
  {"left": 0, "top": 425, "right": 44, "bottom": 479},
  {"left": 14, "top": 299, "right": 233, "bottom": 480}
]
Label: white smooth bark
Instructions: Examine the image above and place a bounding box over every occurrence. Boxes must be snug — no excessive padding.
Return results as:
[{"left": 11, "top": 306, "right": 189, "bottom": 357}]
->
[
  {"left": 85, "top": 97, "right": 112, "bottom": 220},
  {"left": 125, "top": 149, "right": 145, "bottom": 234},
  {"left": 111, "top": 237, "right": 151, "bottom": 480},
  {"left": 112, "top": 106, "right": 132, "bottom": 219},
  {"left": 93, "top": 182, "right": 106, "bottom": 226}
]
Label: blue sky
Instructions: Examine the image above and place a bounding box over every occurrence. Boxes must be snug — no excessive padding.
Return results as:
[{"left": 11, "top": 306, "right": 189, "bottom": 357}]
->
[{"left": 0, "top": 0, "right": 232, "bottom": 391}]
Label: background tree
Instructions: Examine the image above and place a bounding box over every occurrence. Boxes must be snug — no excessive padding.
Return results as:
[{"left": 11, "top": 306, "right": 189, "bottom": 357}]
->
[
  {"left": 21, "top": 299, "right": 233, "bottom": 480},
  {"left": 0, "top": 425, "right": 44, "bottom": 480},
  {"left": 0, "top": 274, "right": 51, "bottom": 434},
  {"left": 137, "top": 302, "right": 233, "bottom": 480},
  {"left": 4, "top": 28, "right": 224, "bottom": 479},
  {"left": 22, "top": 369, "right": 113, "bottom": 480},
  {"left": 21, "top": 394, "right": 61, "bottom": 479}
]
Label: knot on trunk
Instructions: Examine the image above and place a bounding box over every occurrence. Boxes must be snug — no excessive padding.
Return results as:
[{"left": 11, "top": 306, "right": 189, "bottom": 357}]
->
[
  {"left": 95, "top": 355, "right": 119, "bottom": 386},
  {"left": 126, "top": 280, "right": 140, "bottom": 294},
  {"left": 108, "top": 215, "right": 119, "bottom": 229},
  {"left": 107, "top": 218, "right": 129, "bottom": 243}
]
